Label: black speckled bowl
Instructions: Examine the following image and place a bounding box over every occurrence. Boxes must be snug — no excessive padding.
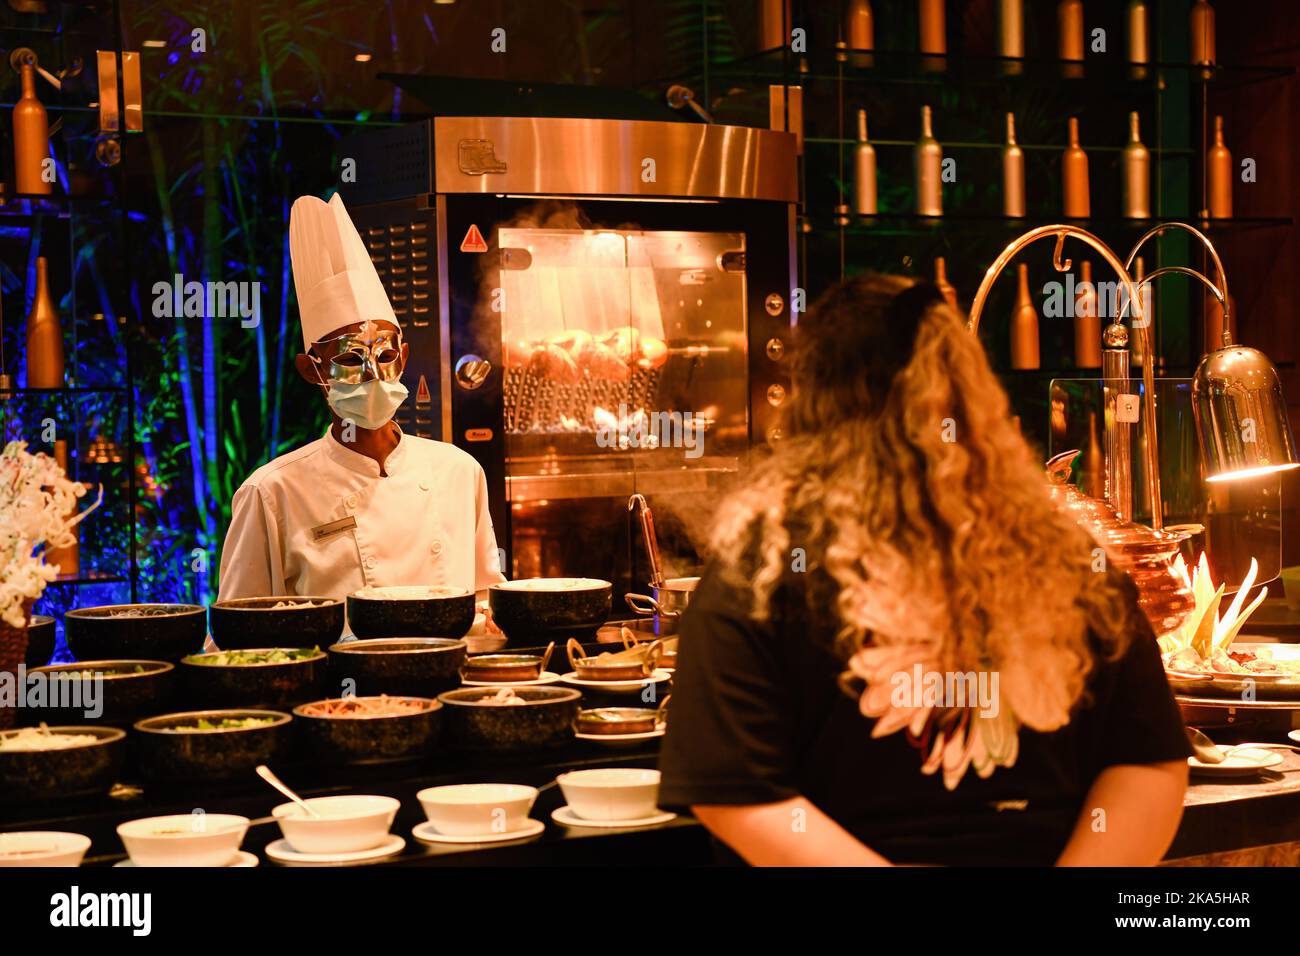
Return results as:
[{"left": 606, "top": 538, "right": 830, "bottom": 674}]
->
[
  {"left": 24, "top": 615, "right": 56, "bottom": 668},
  {"left": 0, "top": 725, "right": 126, "bottom": 802},
  {"left": 21, "top": 660, "right": 175, "bottom": 727},
  {"left": 437, "top": 686, "right": 581, "bottom": 753},
  {"left": 326, "top": 637, "right": 467, "bottom": 698},
  {"left": 65, "top": 604, "right": 207, "bottom": 663},
  {"left": 347, "top": 587, "right": 476, "bottom": 639},
  {"left": 179, "top": 649, "right": 326, "bottom": 710},
  {"left": 208, "top": 597, "right": 345, "bottom": 651},
  {"left": 489, "top": 578, "right": 612, "bottom": 646},
  {"left": 132, "top": 709, "right": 293, "bottom": 783},
  {"left": 293, "top": 696, "right": 442, "bottom": 765}
]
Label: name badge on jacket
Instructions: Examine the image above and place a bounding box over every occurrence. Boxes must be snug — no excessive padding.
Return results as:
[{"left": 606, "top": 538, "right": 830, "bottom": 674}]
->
[{"left": 311, "top": 515, "right": 358, "bottom": 542}]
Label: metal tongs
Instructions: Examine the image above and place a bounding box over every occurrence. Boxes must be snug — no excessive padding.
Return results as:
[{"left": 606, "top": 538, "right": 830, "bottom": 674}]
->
[{"left": 628, "top": 493, "right": 664, "bottom": 588}]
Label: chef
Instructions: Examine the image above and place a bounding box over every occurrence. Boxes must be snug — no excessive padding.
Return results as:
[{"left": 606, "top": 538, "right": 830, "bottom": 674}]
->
[{"left": 217, "top": 192, "right": 506, "bottom": 610}]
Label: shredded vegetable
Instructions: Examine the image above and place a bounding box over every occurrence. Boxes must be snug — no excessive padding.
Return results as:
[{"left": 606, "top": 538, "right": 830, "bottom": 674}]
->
[{"left": 299, "top": 695, "right": 434, "bottom": 718}]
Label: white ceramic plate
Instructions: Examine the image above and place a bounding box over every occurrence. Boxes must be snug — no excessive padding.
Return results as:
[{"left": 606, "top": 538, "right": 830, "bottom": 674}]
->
[
  {"left": 573, "top": 726, "right": 667, "bottom": 745},
  {"left": 460, "top": 671, "right": 562, "bottom": 688},
  {"left": 115, "top": 850, "right": 259, "bottom": 868},
  {"left": 1288, "top": 730, "right": 1300, "bottom": 746},
  {"left": 1188, "top": 746, "right": 1285, "bottom": 776},
  {"left": 265, "top": 834, "right": 405, "bottom": 866},
  {"left": 411, "top": 818, "right": 545, "bottom": 845},
  {"left": 559, "top": 669, "right": 672, "bottom": 693},
  {"left": 550, "top": 806, "right": 676, "bottom": 829}
]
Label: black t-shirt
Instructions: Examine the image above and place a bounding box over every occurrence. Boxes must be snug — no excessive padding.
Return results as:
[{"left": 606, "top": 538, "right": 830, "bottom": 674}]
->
[{"left": 658, "top": 560, "right": 1192, "bottom": 866}]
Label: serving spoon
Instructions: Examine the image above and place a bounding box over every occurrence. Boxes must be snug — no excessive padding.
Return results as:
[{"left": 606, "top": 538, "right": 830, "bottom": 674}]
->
[
  {"left": 255, "top": 764, "right": 320, "bottom": 818},
  {"left": 1186, "top": 728, "right": 1300, "bottom": 764}
]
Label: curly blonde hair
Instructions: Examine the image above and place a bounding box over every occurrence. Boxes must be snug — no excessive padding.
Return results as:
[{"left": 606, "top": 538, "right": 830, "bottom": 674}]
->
[{"left": 712, "top": 274, "right": 1135, "bottom": 732}]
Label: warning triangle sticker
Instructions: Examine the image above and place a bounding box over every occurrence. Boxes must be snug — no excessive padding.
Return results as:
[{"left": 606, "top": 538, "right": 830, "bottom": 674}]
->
[
  {"left": 415, "top": 374, "right": 432, "bottom": 404},
  {"left": 460, "top": 224, "right": 488, "bottom": 253}
]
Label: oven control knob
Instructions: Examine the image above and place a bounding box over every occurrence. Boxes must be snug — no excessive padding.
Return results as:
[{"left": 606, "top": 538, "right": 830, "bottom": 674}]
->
[
  {"left": 764, "top": 293, "right": 785, "bottom": 316},
  {"left": 766, "top": 384, "right": 787, "bottom": 406},
  {"left": 454, "top": 354, "right": 491, "bottom": 390},
  {"left": 765, "top": 337, "right": 786, "bottom": 361}
]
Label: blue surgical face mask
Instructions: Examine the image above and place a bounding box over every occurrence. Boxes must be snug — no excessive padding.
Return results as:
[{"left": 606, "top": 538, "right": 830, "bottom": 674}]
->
[{"left": 326, "top": 378, "right": 409, "bottom": 431}]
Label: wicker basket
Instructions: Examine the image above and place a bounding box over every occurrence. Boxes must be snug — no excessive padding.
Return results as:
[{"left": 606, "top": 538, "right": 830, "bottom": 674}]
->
[{"left": 0, "top": 600, "right": 33, "bottom": 730}]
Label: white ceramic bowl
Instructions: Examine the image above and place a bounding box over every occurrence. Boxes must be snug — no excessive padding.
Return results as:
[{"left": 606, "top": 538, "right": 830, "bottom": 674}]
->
[
  {"left": 416, "top": 783, "right": 538, "bottom": 836},
  {"left": 272, "top": 794, "right": 399, "bottom": 854},
  {"left": 0, "top": 831, "right": 91, "bottom": 867},
  {"left": 117, "top": 814, "right": 248, "bottom": 867},
  {"left": 557, "top": 768, "right": 661, "bottom": 821}
]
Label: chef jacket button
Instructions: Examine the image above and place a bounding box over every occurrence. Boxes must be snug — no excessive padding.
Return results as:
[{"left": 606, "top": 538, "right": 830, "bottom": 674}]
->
[
  {"left": 430, "top": 540, "right": 443, "bottom": 556},
  {"left": 419, "top": 481, "right": 429, "bottom": 491},
  {"left": 364, "top": 556, "right": 377, "bottom": 569},
  {"left": 345, "top": 494, "right": 358, "bottom": 509}
]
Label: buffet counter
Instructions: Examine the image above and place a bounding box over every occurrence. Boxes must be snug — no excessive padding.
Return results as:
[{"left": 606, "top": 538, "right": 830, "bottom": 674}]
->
[
  {"left": 5, "top": 736, "right": 1300, "bottom": 867},
  {"left": 0, "top": 738, "right": 713, "bottom": 867}
]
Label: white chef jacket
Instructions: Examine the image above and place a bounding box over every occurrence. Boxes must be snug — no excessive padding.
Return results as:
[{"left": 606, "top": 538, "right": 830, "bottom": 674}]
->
[{"left": 217, "top": 428, "right": 506, "bottom": 603}]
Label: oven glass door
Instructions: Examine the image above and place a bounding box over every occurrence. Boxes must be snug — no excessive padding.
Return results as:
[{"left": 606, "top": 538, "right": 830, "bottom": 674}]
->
[{"left": 498, "top": 226, "right": 748, "bottom": 590}]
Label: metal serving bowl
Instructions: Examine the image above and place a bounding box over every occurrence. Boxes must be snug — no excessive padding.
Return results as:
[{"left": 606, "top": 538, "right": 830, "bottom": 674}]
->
[
  {"left": 489, "top": 578, "right": 612, "bottom": 646},
  {"left": 347, "top": 587, "right": 476, "bottom": 639},
  {"left": 21, "top": 660, "right": 175, "bottom": 727},
  {"left": 293, "top": 696, "right": 443, "bottom": 765},
  {"left": 179, "top": 648, "right": 326, "bottom": 710},
  {"left": 326, "top": 637, "right": 467, "bottom": 698},
  {"left": 0, "top": 725, "right": 126, "bottom": 803},
  {"left": 461, "top": 654, "right": 544, "bottom": 683},
  {"left": 132, "top": 709, "right": 293, "bottom": 783},
  {"left": 65, "top": 604, "right": 207, "bottom": 663},
  {"left": 437, "top": 686, "right": 581, "bottom": 753},
  {"left": 24, "top": 615, "right": 56, "bottom": 668},
  {"left": 207, "top": 596, "right": 345, "bottom": 651},
  {"left": 568, "top": 637, "right": 661, "bottom": 681},
  {"left": 574, "top": 706, "right": 661, "bottom": 736}
]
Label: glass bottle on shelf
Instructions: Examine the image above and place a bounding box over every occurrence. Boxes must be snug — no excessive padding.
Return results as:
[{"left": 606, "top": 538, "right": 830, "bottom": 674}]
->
[
  {"left": 1074, "top": 260, "right": 1101, "bottom": 369},
  {"left": 919, "top": 0, "right": 946, "bottom": 71},
  {"left": 846, "top": 0, "right": 874, "bottom": 68},
  {"left": 1190, "top": 0, "right": 1216, "bottom": 66},
  {"left": 1207, "top": 115, "right": 1232, "bottom": 218},
  {"left": 915, "top": 105, "right": 943, "bottom": 217},
  {"left": 999, "top": 0, "right": 1024, "bottom": 76},
  {"left": 1058, "top": 0, "right": 1085, "bottom": 78},
  {"left": 1122, "top": 111, "right": 1151, "bottom": 219},
  {"left": 13, "top": 61, "right": 51, "bottom": 196},
  {"left": 1127, "top": 1, "right": 1150, "bottom": 79},
  {"left": 853, "top": 109, "right": 877, "bottom": 216},
  {"left": 1063, "top": 117, "right": 1090, "bottom": 218},
  {"left": 1003, "top": 113, "right": 1025, "bottom": 218},
  {"left": 1011, "top": 263, "right": 1039, "bottom": 370},
  {"left": 25, "top": 257, "right": 65, "bottom": 388}
]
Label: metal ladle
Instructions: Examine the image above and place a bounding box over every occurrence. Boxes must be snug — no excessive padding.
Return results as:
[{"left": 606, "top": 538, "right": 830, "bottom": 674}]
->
[{"left": 256, "top": 764, "right": 320, "bottom": 818}]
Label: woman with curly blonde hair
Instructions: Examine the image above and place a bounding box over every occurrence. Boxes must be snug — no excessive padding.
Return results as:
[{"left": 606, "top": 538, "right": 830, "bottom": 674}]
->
[{"left": 658, "top": 274, "right": 1189, "bottom": 866}]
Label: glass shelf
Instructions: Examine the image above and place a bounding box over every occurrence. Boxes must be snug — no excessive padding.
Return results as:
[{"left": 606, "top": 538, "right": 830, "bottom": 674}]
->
[
  {"left": 0, "top": 385, "right": 130, "bottom": 396},
  {"left": 47, "top": 572, "right": 130, "bottom": 587},
  {"left": 809, "top": 213, "right": 1294, "bottom": 238},
  {"left": 719, "top": 47, "right": 1294, "bottom": 93},
  {"left": 0, "top": 192, "right": 122, "bottom": 222},
  {"left": 806, "top": 135, "right": 1198, "bottom": 157}
]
